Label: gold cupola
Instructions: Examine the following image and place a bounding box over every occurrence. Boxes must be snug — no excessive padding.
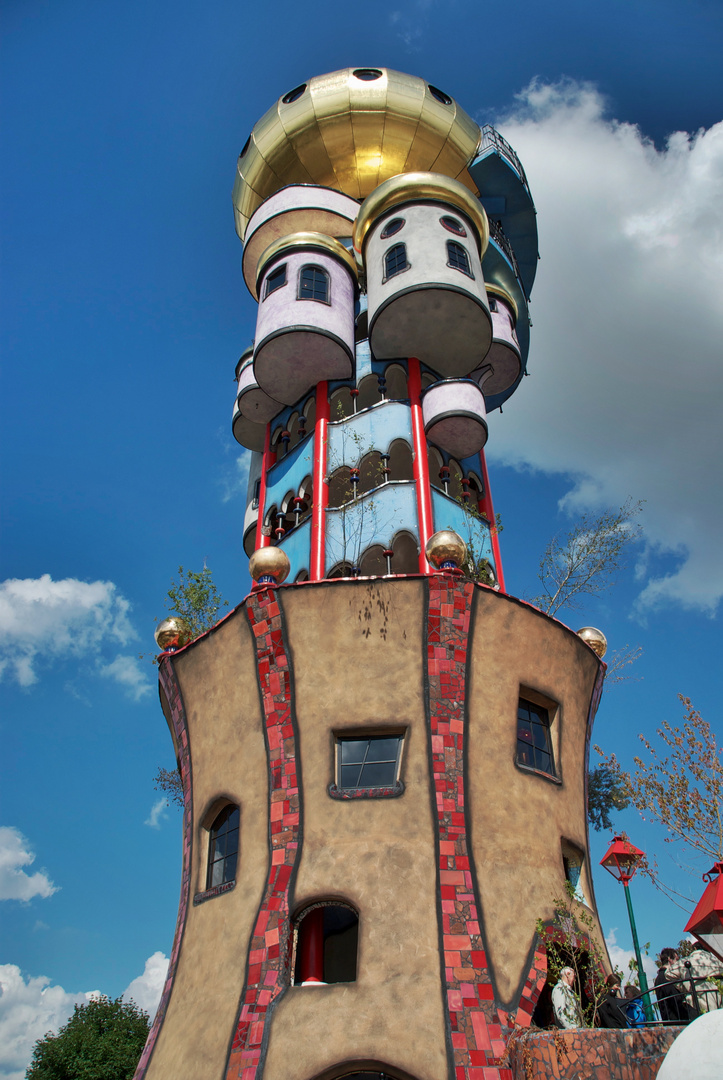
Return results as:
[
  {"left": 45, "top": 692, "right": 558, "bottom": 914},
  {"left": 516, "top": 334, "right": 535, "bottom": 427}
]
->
[{"left": 232, "top": 67, "right": 482, "bottom": 240}]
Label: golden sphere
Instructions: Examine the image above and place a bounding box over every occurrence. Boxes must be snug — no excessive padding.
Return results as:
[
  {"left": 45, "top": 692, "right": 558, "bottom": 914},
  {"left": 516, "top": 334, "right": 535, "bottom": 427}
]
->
[
  {"left": 154, "top": 616, "right": 193, "bottom": 651},
  {"left": 577, "top": 626, "right": 608, "bottom": 658},
  {"left": 425, "top": 530, "right": 467, "bottom": 570},
  {"left": 249, "top": 546, "right": 291, "bottom": 585}
]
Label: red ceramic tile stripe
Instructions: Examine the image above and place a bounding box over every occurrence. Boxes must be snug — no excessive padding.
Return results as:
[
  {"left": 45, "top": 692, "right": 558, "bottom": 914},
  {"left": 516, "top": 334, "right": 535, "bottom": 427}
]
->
[
  {"left": 133, "top": 660, "right": 192, "bottom": 1080},
  {"left": 225, "top": 588, "right": 300, "bottom": 1080},
  {"left": 427, "top": 578, "right": 512, "bottom": 1080}
]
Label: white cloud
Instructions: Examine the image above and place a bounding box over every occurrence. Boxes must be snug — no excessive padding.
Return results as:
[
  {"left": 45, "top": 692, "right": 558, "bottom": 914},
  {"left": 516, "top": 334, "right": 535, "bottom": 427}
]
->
[
  {"left": 605, "top": 927, "right": 657, "bottom": 985},
  {"left": 122, "top": 952, "right": 169, "bottom": 1017},
  {"left": 0, "top": 828, "right": 57, "bottom": 902},
  {"left": 0, "top": 951, "right": 167, "bottom": 1080},
  {"left": 488, "top": 82, "right": 723, "bottom": 614},
  {"left": 98, "top": 654, "right": 152, "bottom": 701},
  {"left": 221, "top": 449, "right": 252, "bottom": 503},
  {"left": 0, "top": 965, "right": 98, "bottom": 1080},
  {"left": 0, "top": 575, "right": 136, "bottom": 687},
  {"left": 144, "top": 799, "right": 168, "bottom": 830}
]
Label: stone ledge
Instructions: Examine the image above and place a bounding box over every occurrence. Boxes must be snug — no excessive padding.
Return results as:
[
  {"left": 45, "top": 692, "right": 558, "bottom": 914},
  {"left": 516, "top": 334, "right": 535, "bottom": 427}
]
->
[{"left": 507, "top": 1026, "right": 683, "bottom": 1080}]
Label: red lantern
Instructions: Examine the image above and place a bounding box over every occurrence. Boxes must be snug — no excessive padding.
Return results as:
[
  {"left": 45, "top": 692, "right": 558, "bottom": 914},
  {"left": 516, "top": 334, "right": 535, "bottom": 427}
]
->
[
  {"left": 600, "top": 835, "right": 645, "bottom": 885},
  {"left": 684, "top": 862, "right": 723, "bottom": 961}
]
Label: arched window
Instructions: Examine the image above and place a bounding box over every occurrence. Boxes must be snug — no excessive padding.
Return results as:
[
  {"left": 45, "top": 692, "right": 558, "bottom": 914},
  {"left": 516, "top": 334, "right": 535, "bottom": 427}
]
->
[
  {"left": 384, "top": 243, "right": 408, "bottom": 280},
  {"left": 271, "top": 425, "right": 287, "bottom": 460},
  {"left": 328, "top": 562, "right": 353, "bottom": 579},
  {"left": 357, "top": 373, "right": 380, "bottom": 411},
  {"left": 385, "top": 363, "right": 408, "bottom": 400},
  {"left": 392, "top": 531, "right": 418, "bottom": 574},
  {"left": 427, "top": 445, "right": 444, "bottom": 490},
  {"left": 359, "top": 545, "right": 386, "bottom": 576},
  {"left": 206, "top": 804, "right": 239, "bottom": 889},
  {"left": 293, "top": 902, "right": 359, "bottom": 985},
  {"left": 358, "top": 451, "right": 384, "bottom": 495},
  {"left": 330, "top": 386, "right": 354, "bottom": 420},
  {"left": 304, "top": 395, "right": 316, "bottom": 431},
  {"left": 298, "top": 265, "right": 330, "bottom": 303},
  {"left": 447, "top": 458, "right": 463, "bottom": 500},
  {"left": 388, "top": 439, "right": 413, "bottom": 481},
  {"left": 328, "top": 466, "right": 353, "bottom": 508},
  {"left": 446, "top": 241, "right": 472, "bottom": 277}
]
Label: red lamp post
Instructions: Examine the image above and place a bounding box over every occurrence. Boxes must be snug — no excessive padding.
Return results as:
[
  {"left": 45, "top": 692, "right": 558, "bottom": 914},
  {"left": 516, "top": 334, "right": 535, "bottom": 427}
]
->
[
  {"left": 600, "top": 835, "right": 653, "bottom": 1021},
  {"left": 684, "top": 861, "right": 723, "bottom": 961}
]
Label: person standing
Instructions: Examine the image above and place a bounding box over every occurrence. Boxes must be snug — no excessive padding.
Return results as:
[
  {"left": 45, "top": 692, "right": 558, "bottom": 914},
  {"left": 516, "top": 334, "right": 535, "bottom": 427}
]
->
[
  {"left": 655, "top": 948, "right": 690, "bottom": 1023},
  {"left": 552, "top": 966, "right": 583, "bottom": 1029},
  {"left": 597, "top": 972, "right": 629, "bottom": 1028},
  {"left": 666, "top": 944, "right": 723, "bottom": 1014},
  {"left": 623, "top": 984, "right": 646, "bottom": 1027}
]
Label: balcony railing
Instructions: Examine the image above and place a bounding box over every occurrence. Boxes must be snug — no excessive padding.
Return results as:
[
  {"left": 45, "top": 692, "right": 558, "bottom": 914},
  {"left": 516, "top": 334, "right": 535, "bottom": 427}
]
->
[{"left": 479, "top": 124, "right": 532, "bottom": 199}]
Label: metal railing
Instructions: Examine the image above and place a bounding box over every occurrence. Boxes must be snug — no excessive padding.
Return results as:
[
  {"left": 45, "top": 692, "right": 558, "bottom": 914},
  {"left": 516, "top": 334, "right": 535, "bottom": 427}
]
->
[
  {"left": 623, "top": 969, "right": 722, "bottom": 1026},
  {"left": 479, "top": 124, "right": 532, "bottom": 199}
]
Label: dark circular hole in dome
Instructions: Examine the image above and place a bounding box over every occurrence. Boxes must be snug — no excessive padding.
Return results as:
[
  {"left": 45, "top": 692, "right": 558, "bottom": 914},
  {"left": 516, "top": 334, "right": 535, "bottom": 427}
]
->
[
  {"left": 282, "top": 83, "right": 307, "bottom": 104},
  {"left": 353, "top": 68, "right": 383, "bottom": 81},
  {"left": 240, "top": 135, "right": 251, "bottom": 158},
  {"left": 428, "top": 85, "right": 452, "bottom": 105}
]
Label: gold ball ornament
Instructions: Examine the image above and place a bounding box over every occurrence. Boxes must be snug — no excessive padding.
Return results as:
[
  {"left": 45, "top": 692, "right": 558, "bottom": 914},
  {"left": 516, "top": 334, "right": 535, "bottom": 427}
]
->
[
  {"left": 249, "top": 546, "right": 291, "bottom": 585},
  {"left": 425, "top": 530, "right": 467, "bottom": 570},
  {"left": 577, "top": 626, "right": 608, "bottom": 658},
  {"left": 154, "top": 616, "right": 193, "bottom": 651}
]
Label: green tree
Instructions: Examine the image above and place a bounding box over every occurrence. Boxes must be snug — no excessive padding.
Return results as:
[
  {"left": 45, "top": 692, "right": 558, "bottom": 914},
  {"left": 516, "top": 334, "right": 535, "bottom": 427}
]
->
[
  {"left": 587, "top": 763, "right": 631, "bottom": 832},
  {"left": 26, "top": 997, "right": 149, "bottom": 1080},
  {"left": 597, "top": 697, "right": 723, "bottom": 903},
  {"left": 163, "top": 564, "right": 227, "bottom": 639}
]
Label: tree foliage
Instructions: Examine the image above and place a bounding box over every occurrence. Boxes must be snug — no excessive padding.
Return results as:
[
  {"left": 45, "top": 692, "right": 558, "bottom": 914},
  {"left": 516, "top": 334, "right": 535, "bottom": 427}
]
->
[
  {"left": 164, "top": 564, "right": 227, "bottom": 640},
  {"left": 153, "top": 766, "right": 183, "bottom": 807},
  {"left": 26, "top": 996, "right": 149, "bottom": 1080},
  {"left": 587, "top": 763, "right": 631, "bottom": 832},
  {"left": 597, "top": 697, "right": 723, "bottom": 896},
  {"left": 527, "top": 499, "right": 643, "bottom": 618}
]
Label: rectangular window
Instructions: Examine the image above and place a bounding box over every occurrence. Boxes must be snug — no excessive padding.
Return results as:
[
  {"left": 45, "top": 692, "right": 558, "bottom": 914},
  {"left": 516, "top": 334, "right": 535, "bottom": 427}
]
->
[
  {"left": 516, "top": 697, "right": 557, "bottom": 778},
  {"left": 335, "top": 733, "right": 404, "bottom": 793},
  {"left": 264, "top": 264, "right": 287, "bottom": 298}
]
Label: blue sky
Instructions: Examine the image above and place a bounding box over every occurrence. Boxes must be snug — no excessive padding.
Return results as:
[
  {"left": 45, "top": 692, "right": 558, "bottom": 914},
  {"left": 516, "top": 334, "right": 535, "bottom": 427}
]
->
[{"left": 1, "top": 1, "right": 722, "bottom": 1075}]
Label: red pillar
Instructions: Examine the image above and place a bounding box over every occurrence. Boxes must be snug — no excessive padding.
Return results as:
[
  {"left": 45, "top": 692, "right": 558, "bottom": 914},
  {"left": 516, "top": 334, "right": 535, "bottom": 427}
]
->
[
  {"left": 298, "top": 908, "right": 325, "bottom": 984},
  {"left": 408, "top": 359, "right": 434, "bottom": 573},
  {"left": 310, "top": 381, "right": 329, "bottom": 581},
  {"left": 479, "top": 447, "right": 505, "bottom": 593},
  {"left": 254, "top": 423, "right": 274, "bottom": 551}
]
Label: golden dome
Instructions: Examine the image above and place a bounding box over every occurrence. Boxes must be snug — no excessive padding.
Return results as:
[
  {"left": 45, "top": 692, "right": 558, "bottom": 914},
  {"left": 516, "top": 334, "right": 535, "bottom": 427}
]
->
[
  {"left": 249, "top": 547, "right": 291, "bottom": 585},
  {"left": 154, "top": 616, "right": 193, "bottom": 651},
  {"left": 353, "top": 171, "right": 489, "bottom": 260},
  {"left": 576, "top": 626, "right": 608, "bottom": 658},
  {"left": 233, "top": 67, "right": 481, "bottom": 241},
  {"left": 425, "top": 530, "right": 467, "bottom": 570}
]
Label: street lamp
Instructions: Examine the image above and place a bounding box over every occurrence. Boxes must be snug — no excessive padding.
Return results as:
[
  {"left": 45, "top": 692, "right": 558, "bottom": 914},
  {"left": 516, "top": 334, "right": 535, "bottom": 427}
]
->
[
  {"left": 684, "top": 861, "right": 723, "bottom": 961},
  {"left": 600, "top": 835, "right": 654, "bottom": 1021}
]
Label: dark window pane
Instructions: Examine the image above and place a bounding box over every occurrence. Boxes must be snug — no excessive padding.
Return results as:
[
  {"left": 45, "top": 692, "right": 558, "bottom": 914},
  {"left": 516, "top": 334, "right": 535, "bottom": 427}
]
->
[
  {"left": 516, "top": 698, "right": 555, "bottom": 776},
  {"left": 265, "top": 265, "right": 287, "bottom": 297},
  {"left": 224, "top": 828, "right": 239, "bottom": 856},
  {"left": 224, "top": 851, "right": 238, "bottom": 882},
  {"left": 226, "top": 806, "right": 240, "bottom": 829},
  {"left": 210, "top": 860, "right": 224, "bottom": 887},
  {"left": 359, "top": 760, "right": 397, "bottom": 787},
  {"left": 212, "top": 835, "right": 226, "bottom": 861},
  {"left": 340, "top": 740, "right": 369, "bottom": 764},
  {"left": 299, "top": 266, "right": 329, "bottom": 302},
  {"left": 365, "top": 736, "right": 401, "bottom": 762},
  {"left": 441, "top": 215, "right": 467, "bottom": 236},
  {"left": 447, "top": 241, "right": 472, "bottom": 276},
  {"left": 381, "top": 217, "right": 405, "bottom": 239},
  {"left": 341, "top": 763, "right": 364, "bottom": 788}
]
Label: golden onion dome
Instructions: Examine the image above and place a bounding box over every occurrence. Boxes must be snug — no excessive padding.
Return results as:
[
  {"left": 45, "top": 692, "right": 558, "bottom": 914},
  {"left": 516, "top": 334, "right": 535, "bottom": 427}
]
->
[
  {"left": 154, "top": 616, "right": 193, "bottom": 652},
  {"left": 352, "top": 171, "right": 489, "bottom": 261},
  {"left": 576, "top": 626, "right": 608, "bottom": 658},
  {"left": 233, "top": 67, "right": 481, "bottom": 241},
  {"left": 249, "top": 546, "right": 291, "bottom": 585},
  {"left": 425, "top": 530, "right": 467, "bottom": 570}
]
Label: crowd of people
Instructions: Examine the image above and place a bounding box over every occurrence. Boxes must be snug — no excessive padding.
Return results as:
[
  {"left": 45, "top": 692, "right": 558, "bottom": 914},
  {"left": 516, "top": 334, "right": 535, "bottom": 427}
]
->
[{"left": 550, "top": 942, "right": 723, "bottom": 1030}]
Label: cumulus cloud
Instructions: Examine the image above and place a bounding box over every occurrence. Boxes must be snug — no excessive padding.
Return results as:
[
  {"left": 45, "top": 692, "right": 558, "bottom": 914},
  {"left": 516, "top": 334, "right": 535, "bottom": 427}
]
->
[
  {"left": 98, "top": 654, "right": 152, "bottom": 701},
  {"left": 0, "top": 828, "right": 57, "bottom": 902},
  {"left": 144, "top": 799, "right": 169, "bottom": 830},
  {"left": 0, "top": 575, "right": 142, "bottom": 692},
  {"left": 0, "top": 965, "right": 98, "bottom": 1080},
  {"left": 221, "top": 449, "right": 252, "bottom": 503},
  {"left": 122, "top": 952, "right": 169, "bottom": 1017},
  {"left": 488, "top": 82, "right": 723, "bottom": 614},
  {"left": 605, "top": 927, "right": 657, "bottom": 985}
]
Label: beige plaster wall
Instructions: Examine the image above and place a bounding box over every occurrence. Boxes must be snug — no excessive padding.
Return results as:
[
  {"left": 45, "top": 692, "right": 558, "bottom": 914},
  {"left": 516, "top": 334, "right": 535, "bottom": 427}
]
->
[
  {"left": 263, "top": 579, "right": 448, "bottom": 1080},
  {"left": 146, "top": 609, "right": 269, "bottom": 1080},
  {"left": 466, "top": 588, "right": 603, "bottom": 1005}
]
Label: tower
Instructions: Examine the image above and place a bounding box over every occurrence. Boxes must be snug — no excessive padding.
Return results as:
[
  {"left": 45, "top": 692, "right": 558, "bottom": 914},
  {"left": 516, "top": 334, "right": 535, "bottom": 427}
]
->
[{"left": 137, "top": 69, "right": 607, "bottom": 1080}]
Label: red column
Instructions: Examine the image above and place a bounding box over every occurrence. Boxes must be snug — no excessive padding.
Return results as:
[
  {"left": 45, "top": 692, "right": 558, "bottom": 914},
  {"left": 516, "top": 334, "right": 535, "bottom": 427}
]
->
[
  {"left": 479, "top": 447, "right": 506, "bottom": 593},
  {"left": 310, "top": 382, "right": 329, "bottom": 581},
  {"left": 298, "top": 908, "right": 325, "bottom": 984},
  {"left": 408, "top": 359, "right": 434, "bottom": 573},
  {"left": 254, "top": 423, "right": 275, "bottom": 551}
]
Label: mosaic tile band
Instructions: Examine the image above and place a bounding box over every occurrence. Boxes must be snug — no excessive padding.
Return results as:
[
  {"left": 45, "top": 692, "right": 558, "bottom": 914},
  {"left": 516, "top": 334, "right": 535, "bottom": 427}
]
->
[
  {"left": 225, "top": 587, "right": 301, "bottom": 1080},
  {"left": 426, "top": 577, "right": 514, "bottom": 1080}
]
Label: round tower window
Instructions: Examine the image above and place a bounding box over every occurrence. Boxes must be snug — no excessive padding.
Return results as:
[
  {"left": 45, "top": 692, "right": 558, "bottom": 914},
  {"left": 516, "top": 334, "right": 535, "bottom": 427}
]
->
[
  {"left": 440, "top": 215, "right": 467, "bottom": 237},
  {"left": 380, "top": 217, "right": 405, "bottom": 239},
  {"left": 282, "top": 83, "right": 307, "bottom": 104},
  {"left": 353, "top": 68, "right": 382, "bottom": 81},
  {"left": 428, "top": 85, "right": 452, "bottom": 105}
]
